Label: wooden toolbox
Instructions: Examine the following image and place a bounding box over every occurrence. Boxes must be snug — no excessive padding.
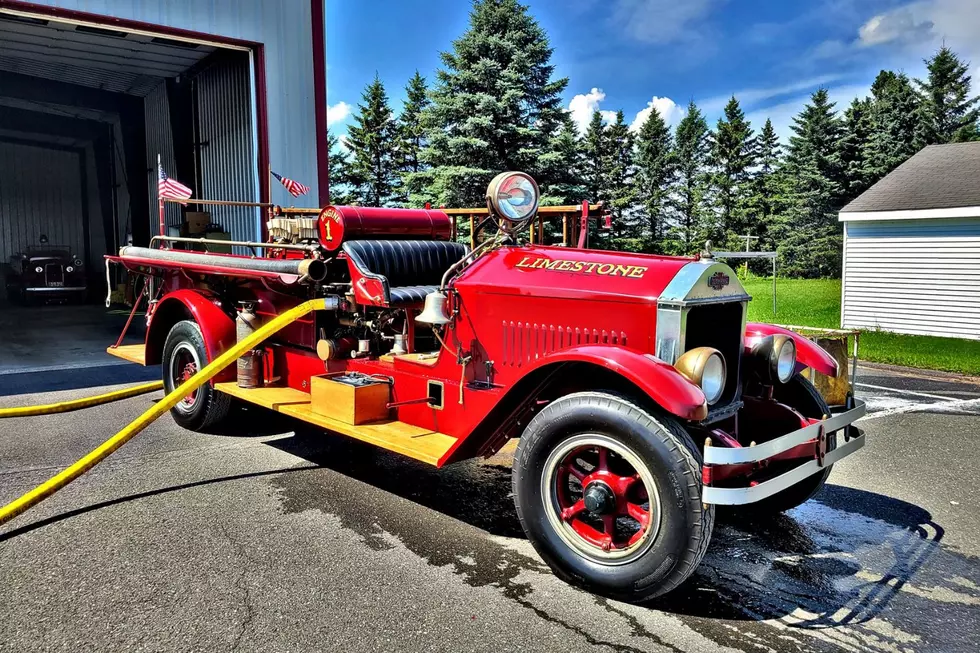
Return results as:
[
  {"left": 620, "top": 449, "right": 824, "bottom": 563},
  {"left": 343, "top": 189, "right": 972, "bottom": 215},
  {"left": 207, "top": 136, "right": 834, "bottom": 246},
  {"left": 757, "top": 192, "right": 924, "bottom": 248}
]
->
[{"left": 310, "top": 374, "right": 390, "bottom": 425}]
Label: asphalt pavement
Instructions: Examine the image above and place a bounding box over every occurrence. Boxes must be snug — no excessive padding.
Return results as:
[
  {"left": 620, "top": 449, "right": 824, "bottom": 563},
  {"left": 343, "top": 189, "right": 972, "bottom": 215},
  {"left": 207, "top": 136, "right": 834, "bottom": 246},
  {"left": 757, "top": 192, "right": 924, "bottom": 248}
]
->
[{"left": 1, "top": 362, "right": 978, "bottom": 652}]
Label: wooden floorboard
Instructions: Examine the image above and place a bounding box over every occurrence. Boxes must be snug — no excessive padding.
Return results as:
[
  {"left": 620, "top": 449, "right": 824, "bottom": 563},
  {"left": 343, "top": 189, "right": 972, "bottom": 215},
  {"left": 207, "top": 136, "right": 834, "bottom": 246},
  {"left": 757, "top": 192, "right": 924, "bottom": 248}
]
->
[{"left": 215, "top": 382, "right": 455, "bottom": 465}]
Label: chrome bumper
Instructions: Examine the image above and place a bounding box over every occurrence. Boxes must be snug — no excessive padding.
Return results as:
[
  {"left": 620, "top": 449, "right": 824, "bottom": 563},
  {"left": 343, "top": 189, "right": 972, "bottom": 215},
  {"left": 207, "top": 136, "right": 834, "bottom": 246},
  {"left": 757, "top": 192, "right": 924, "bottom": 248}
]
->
[{"left": 701, "top": 399, "right": 867, "bottom": 505}]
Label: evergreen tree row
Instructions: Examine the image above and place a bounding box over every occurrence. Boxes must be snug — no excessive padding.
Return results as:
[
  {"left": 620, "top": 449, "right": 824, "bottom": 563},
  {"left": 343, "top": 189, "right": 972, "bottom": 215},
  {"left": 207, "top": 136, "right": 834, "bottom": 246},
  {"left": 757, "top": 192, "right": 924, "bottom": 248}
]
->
[{"left": 332, "top": 0, "right": 980, "bottom": 278}]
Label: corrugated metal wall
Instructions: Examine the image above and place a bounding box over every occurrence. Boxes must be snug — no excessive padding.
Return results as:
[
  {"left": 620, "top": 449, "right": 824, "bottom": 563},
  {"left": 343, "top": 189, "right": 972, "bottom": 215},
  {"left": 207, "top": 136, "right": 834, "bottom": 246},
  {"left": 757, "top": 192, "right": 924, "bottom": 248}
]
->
[
  {"left": 26, "top": 0, "right": 320, "bottom": 205},
  {"left": 195, "top": 54, "right": 258, "bottom": 250},
  {"left": 144, "top": 81, "right": 182, "bottom": 232},
  {"left": 0, "top": 141, "right": 85, "bottom": 263},
  {"left": 841, "top": 217, "right": 980, "bottom": 339}
]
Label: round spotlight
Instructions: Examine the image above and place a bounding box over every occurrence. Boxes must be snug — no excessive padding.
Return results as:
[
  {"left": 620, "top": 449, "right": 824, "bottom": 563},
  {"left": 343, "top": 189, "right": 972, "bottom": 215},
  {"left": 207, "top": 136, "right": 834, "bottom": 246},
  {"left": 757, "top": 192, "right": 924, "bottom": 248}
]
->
[
  {"left": 35, "top": 266, "right": 43, "bottom": 273},
  {"left": 674, "top": 347, "right": 727, "bottom": 405},
  {"left": 66, "top": 266, "right": 74, "bottom": 273},
  {"left": 486, "top": 172, "right": 539, "bottom": 223}
]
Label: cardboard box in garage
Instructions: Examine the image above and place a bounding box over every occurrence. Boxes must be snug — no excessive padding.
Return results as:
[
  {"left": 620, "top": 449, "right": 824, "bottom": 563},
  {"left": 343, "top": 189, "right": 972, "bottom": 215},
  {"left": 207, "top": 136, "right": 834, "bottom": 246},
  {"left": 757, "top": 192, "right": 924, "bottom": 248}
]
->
[{"left": 186, "top": 212, "right": 210, "bottom": 234}]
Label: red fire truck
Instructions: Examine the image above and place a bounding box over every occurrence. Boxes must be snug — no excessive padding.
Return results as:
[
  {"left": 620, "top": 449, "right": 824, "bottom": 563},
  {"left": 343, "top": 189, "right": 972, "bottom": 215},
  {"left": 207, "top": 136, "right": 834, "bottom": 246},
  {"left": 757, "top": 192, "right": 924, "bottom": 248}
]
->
[{"left": 105, "top": 171, "right": 865, "bottom": 601}]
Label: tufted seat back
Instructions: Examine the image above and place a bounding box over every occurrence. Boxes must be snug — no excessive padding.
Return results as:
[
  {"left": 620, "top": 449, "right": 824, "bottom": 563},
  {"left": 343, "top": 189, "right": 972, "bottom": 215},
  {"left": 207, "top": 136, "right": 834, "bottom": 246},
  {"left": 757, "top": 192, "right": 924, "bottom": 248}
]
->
[{"left": 342, "top": 240, "right": 469, "bottom": 306}]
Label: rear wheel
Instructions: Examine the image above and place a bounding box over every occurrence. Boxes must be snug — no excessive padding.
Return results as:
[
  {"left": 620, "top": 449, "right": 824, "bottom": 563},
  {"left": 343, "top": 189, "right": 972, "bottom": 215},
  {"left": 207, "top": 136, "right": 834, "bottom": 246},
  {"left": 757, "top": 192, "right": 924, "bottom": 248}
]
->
[
  {"left": 162, "top": 320, "right": 231, "bottom": 431},
  {"left": 512, "top": 392, "right": 713, "bottom": 602}
]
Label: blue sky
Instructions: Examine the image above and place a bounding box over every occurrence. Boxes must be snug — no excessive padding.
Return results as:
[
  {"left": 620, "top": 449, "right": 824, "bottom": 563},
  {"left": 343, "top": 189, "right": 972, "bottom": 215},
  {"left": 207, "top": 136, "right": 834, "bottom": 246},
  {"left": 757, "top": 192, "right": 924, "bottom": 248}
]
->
[{"left": 325, "top": 0, "right": 980, "bottom": 142}]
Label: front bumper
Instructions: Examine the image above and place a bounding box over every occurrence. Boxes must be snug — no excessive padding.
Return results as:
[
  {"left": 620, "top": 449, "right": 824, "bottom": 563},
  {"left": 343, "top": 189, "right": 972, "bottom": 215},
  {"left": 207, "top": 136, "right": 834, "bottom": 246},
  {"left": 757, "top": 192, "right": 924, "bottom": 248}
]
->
[{"left": 701, "top": 399, "right": 867, "bottom": 505}]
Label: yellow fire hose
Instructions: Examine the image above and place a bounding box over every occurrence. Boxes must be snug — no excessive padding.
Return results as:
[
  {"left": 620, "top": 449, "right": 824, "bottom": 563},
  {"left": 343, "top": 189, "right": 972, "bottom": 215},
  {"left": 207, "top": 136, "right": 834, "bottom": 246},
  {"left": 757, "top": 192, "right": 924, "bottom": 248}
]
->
[
  {"left": 0, "top": 298, "right": 326, "bottom": 528},
  {"left": 0, "top": 381, "right": 164, "bottom": 419}
]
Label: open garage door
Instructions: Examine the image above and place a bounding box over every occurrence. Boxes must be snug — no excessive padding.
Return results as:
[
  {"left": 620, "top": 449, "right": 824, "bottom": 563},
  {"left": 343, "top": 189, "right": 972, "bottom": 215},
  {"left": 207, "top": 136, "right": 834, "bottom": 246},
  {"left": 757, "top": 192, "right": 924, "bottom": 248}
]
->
[{"left": 0, "top": 10, "right": 260, "bottom": 306}]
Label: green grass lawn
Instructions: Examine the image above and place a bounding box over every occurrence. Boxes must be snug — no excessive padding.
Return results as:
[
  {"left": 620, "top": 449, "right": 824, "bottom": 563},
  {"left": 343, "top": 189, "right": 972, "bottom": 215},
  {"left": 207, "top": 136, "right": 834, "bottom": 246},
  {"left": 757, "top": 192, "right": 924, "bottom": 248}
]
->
[{"left": 742, "top": 277, "right": 980, "bottom": 375}]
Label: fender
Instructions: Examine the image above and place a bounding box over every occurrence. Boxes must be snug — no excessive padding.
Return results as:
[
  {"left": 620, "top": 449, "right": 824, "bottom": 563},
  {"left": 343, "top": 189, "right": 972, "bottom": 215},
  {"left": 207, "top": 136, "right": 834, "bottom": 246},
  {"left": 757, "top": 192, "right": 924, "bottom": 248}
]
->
[
  {"left": 524, "top": 345, "right": 708, "bottom": 421},
  {"left": 744, "top": 323, "right": 838, "bottom": 377},
  {"left": 145, "top": 290, "right": 237, "bottom": 382}
]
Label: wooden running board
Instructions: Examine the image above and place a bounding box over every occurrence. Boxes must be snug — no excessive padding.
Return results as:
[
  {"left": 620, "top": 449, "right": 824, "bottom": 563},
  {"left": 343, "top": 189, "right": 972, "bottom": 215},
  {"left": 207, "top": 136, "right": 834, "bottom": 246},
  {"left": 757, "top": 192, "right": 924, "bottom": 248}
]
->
[
  {"left": 214, "top": 382, "right": 457, "bottom": 466},
  {"left": 106, "top": 344, "right": 146, "bottom": 366}
]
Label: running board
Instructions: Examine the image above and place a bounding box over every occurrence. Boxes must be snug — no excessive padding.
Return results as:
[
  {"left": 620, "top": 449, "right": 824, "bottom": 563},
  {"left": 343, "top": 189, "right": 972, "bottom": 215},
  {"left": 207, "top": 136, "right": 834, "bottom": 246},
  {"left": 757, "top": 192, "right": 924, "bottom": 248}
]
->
[
  {"left": 214, "top": 382, "right": 457, "bottom": 466},
  {"left": 106, "top": 344, "right": 147, "bottom": 366}
]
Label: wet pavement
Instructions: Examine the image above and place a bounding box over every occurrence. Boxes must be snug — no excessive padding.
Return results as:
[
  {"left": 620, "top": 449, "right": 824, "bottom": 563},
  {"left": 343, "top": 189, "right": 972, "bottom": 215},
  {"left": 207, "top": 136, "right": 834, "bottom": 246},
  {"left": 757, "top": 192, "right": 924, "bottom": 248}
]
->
[{"left": 0, "top": 363, "right": 978, "bottom": 652}]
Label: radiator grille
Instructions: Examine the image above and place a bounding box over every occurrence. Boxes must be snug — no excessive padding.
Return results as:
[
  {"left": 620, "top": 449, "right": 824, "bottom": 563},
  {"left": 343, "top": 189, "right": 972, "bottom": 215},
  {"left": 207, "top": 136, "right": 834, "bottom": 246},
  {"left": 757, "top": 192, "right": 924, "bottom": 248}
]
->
[{"left": 501, "top": 322, "right": 627, "bottom": 366}]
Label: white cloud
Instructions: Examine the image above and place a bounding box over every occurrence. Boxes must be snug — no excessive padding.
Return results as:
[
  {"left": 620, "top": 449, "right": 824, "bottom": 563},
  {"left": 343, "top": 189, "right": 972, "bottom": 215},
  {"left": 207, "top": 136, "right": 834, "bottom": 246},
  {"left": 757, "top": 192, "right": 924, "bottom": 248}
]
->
[
  {"left": 609, "top": 0, "right": 718, "bottom": 45},
  {"left": 629, "top": 96, "right": 685, "bottom": 132},
  {"left": 327, "top": 101, "right": 351, "bottom": 127},
  {"left": 568, "top": 88, "right": 617, "bottom": 134},
  {"left": 858, "top": 5, "right": 934, "bottom": 47}
]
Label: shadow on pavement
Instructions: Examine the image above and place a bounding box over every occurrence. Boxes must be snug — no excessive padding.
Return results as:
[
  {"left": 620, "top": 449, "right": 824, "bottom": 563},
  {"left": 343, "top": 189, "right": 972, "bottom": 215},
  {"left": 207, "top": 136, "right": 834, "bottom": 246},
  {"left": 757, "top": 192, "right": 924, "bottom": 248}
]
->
[{"left": 0, "top": 364, "right": 161, "bottom": 397}]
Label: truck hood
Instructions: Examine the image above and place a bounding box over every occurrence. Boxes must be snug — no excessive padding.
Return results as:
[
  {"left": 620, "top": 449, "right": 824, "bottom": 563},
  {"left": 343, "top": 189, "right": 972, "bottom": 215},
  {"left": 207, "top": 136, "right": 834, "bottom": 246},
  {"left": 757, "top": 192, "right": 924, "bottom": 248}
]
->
[{"left": 455, "top": 245, "right": 749, "bottom": 305}]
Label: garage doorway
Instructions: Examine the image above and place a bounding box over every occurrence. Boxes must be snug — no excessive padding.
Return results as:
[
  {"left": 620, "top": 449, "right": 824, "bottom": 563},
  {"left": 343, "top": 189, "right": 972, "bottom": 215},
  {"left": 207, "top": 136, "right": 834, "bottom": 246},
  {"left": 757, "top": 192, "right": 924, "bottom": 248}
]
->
[{"left": 0, "top": 7, "right": 261, "bottom": 375}]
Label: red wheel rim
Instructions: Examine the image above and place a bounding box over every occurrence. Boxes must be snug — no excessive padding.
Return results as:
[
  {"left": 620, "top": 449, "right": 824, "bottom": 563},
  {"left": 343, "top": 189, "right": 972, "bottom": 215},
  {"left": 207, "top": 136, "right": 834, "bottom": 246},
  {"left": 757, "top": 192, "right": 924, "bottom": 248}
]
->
[
  {"left": 169, "top": 342, "right": 200, "bottom": 411},
  {"left": 542, "top": 434, "right": 660, "bottom": 564}
]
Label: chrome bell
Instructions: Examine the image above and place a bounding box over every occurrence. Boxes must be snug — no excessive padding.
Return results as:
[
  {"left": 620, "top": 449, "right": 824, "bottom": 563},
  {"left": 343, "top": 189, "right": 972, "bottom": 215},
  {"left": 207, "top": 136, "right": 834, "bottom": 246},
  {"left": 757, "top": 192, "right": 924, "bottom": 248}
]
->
[{"left": 416, "top": 290, "right": 451, "bottom": 325}]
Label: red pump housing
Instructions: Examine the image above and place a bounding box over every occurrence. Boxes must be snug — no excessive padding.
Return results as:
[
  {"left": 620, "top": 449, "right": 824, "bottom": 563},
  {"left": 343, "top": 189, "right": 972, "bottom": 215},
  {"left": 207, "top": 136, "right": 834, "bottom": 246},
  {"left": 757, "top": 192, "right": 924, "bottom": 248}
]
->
[{"left": 317, "top": 205, "right": 452, "bottom": 252}]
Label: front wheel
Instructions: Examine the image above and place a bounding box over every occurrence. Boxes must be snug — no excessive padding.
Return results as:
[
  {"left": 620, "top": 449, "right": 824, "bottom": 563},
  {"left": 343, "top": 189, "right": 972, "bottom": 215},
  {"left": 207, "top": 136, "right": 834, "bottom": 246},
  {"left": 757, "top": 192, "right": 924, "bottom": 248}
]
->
[
  {"left": 512, "top": 392, "right": 713, "bottom": 602},
  {"left": 162, "top": 320, "right": 231, "bottom": 431}
]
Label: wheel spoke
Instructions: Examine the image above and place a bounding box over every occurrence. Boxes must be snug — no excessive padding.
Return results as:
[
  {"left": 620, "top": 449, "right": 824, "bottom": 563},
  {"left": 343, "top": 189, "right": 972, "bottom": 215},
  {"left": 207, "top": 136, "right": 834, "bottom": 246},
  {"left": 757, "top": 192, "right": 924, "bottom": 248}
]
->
[
  {"left": 561, "top": 463, "right": 586, "bottom": 482},
  {"left": 560, "top": 499, "right": 586, "bottom": 522},
  {"left": 600, "top": 515, "right": 616, "bottom": 550},
  {"left": 597, "top": 447, "right": 608, "bottom": 472},
  {"left": 626, "top": 502, "right": 649, "bottom": 527}
]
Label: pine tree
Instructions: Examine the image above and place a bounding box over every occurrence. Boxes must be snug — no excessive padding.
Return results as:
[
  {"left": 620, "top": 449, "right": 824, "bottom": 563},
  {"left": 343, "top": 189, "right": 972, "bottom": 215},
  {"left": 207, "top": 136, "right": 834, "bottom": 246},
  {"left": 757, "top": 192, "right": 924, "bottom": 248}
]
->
[
  {"left": 396, "top": 71, "right": 430, "bottom": 204},
  {"left": 346, "top": 75, "right": 399, "bottom": 206},
  {"left": 710, "top": 96, "right": 757, "bottom": 240},
  {"left": 866, "top": 71, "right": 925, "bottom": 180},
  {"left": 537, "top": 112, "right": 586, "bottom": 205},
  {"left": 413, "top": 0, "right": 568, "bottom": 207},
  {"left": 838, "top": 97, "right": 875, "bottom": 203},
  {"left": 604, "top": 111, "right": 639, "bottom": 248},
  {"left": 671, "top": 101, "right": 711, "bottom": 248},
  {"left": 746, "top": 118, "right": 786, "bottom": 251},
  {"left": 634, "top": 103, "right": 674, "bottom": 250},
  {"left": 778, "top": 89, "right": 845, "bottom": 278},
  {"left": 326, "top": 129, "right": 354, "bottom": 206},
  {"left": 580, "top": 111, "right": 610, "bottom": 247},
  {"left": 916, "top": 46, "right": 980, "bottom": 144}
]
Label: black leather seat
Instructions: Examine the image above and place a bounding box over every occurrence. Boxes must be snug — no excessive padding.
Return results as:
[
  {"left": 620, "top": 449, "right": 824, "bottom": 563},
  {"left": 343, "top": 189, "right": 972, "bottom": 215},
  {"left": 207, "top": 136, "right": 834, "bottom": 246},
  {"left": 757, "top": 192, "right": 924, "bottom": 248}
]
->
[{"left": 342, "top": 240, "right": 469, "bottom": 306}]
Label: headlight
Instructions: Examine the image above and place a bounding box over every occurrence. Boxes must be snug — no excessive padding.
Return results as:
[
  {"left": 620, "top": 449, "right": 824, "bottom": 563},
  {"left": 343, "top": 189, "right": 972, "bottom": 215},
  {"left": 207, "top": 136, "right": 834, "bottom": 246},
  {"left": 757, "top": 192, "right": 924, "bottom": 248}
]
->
[
  {"left": 674, "top": 347, "right": 727, "bottom": 405},
  {"left": 73, "top": 259, "right": 83, "bottom": 267},
  {"left": 66, "top": 266, "right": 74, "bottom": 273},
  {"left": 35, "top": 266, "right": 43, "bottom": 273},
  {"left": 750, "top": 335, "right": 797, "bottom": 384},
  {"left": 486, "top": 171, "right": 539, "bottom": 222}
]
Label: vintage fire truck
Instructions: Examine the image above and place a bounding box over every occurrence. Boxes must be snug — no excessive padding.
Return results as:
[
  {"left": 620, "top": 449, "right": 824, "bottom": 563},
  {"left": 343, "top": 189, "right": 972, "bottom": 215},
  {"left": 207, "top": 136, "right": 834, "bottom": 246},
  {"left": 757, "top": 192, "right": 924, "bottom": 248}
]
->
[{"left": 105, "top": 172, "right": 865, "bottom": 601}]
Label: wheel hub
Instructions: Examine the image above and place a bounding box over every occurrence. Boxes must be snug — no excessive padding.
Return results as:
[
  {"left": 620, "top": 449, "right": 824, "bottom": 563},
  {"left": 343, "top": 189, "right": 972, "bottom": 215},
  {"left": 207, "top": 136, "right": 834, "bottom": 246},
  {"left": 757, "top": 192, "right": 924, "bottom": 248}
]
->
[{"left": 583, "top": 482, "right": 615, "bottom": 515}]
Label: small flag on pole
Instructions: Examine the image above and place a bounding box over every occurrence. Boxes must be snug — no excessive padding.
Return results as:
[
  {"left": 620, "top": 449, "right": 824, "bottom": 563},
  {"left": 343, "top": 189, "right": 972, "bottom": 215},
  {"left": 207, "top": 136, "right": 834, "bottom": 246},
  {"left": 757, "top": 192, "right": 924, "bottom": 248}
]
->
[
  {"left": 158, "top": 161, "right": 193, "bottom": 204},
  {"left": 271, "top": 171, "right": 310, "bottom": 198}
]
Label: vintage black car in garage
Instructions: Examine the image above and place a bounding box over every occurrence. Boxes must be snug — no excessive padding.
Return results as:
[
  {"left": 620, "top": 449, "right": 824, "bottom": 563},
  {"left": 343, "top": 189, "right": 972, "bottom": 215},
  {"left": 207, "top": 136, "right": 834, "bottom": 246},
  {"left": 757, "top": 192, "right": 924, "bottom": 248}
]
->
[{"left": 5, "top": 237, "right": 87, "bottom": 304}]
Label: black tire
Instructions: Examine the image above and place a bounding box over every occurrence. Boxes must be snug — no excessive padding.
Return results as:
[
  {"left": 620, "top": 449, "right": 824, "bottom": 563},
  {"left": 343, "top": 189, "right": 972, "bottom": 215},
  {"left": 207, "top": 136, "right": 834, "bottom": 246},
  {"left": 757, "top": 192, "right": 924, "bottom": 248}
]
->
[
  {"left": 743, "top": 374, "right": 836, "bottom": 515},
  {"left": 162, "top": 319, "right": 231, "bottom": 431},
  {"left": 512, "top": 391, "right": 713, "bottom": 602}
]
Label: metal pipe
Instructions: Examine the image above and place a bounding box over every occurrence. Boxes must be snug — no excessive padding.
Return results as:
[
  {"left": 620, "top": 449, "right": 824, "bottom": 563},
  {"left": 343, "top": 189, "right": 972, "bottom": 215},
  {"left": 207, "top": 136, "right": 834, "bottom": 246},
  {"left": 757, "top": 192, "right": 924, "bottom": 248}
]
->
[
  {"left": 119, "top": 246, "right": 327, "bottom": 281},
  {"left": 150, "top": 235, "right": 318, "bottom": 252}
]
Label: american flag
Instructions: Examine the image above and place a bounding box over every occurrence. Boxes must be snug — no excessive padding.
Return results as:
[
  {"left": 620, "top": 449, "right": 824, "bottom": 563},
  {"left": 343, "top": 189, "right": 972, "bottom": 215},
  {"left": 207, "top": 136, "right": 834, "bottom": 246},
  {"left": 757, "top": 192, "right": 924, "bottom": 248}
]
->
[
  {"left": 158, "top": 162, "right": 193, "bottom": 204},
  {"left": 272, "top": 171, "right": 310, "bottom": 198}
]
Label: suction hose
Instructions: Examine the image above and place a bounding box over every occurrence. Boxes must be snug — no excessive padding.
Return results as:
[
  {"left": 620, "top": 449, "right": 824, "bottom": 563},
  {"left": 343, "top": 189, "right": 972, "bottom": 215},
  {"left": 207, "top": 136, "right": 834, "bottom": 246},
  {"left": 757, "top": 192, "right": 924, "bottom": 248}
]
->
[
  {"left": 0, "top": 381, "right": 164, "bottom": 419},
  {"left": 0, "top": 298, "right": 327, "bottom": 528}
]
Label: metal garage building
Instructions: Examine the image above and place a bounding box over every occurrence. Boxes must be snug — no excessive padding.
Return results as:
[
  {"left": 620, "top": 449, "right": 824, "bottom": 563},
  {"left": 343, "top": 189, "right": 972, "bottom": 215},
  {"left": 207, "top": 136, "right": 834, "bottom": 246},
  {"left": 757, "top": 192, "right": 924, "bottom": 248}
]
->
[
  {"left": 839, "top": 142, "right": 980, "bottom": 340},
  {"left": 0, "top": 0, "right": 329, "bottom": 302}
]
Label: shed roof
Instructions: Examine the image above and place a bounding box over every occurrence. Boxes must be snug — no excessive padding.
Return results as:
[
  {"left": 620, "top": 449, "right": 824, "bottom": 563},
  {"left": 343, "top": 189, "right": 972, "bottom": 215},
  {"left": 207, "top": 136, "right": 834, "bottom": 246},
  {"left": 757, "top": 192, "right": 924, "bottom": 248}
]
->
[{"left": 840, "top": 142, "right": 980, "bottom": 214}]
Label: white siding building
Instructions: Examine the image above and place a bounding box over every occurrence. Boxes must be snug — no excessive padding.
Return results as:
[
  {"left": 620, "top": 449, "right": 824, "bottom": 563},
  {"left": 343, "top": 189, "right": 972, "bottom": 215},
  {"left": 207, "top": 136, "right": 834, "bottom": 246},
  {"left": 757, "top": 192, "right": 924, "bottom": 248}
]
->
[{"left": 839, "top": 142, "right": 980, "bottom": 340}]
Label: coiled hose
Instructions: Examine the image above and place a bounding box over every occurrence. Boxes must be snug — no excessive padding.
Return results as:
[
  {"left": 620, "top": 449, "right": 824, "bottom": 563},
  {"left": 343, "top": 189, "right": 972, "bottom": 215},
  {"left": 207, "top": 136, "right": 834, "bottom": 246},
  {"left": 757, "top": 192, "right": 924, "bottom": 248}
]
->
[{"left": 0, "top": 298, "right": 327, "bottom": 527}]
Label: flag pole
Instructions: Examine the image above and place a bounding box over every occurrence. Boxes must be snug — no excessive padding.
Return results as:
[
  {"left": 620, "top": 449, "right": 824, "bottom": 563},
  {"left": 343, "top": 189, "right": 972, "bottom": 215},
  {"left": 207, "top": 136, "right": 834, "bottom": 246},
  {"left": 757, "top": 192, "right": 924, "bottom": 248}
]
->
[
  {"left": 157, "top": 154, "right": 167, "bottom": 247},
  {"left": 267, "top": 163, "right": 273, "bottom": 219}
]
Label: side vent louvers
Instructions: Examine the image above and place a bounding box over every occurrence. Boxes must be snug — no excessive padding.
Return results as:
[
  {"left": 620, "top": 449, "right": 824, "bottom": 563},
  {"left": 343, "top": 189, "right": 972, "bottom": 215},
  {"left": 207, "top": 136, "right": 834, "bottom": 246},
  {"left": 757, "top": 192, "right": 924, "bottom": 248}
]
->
[{"left": 501, "top": 322, "right": 627, "bottom": 366}]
